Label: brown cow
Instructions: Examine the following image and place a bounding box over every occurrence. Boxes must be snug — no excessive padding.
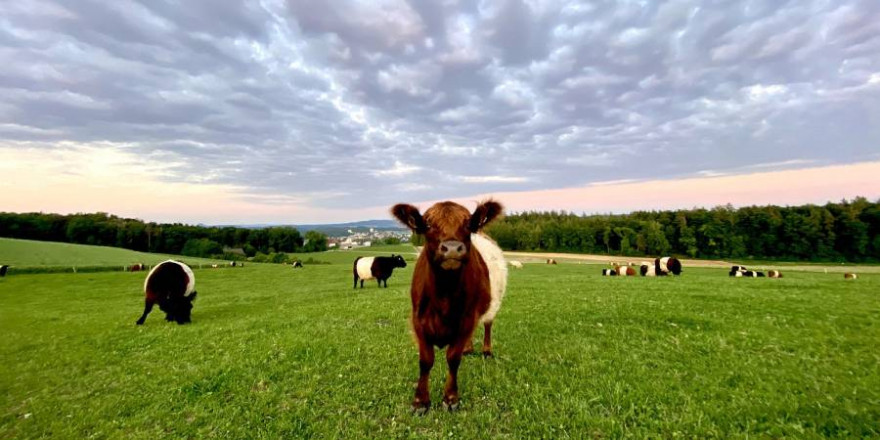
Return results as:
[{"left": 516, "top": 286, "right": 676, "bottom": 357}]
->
[
  {"left": 547, "top": 258, "right": 557, "bottom": 265},
  {"left": 844, "top": 273, "right": 858, "bottom": 280},
  {"left": 391, "top": 200, "right": 507, "bottom": 414},
  {"left": 615, "top": 265, "right": 636, "bottom": 276}
]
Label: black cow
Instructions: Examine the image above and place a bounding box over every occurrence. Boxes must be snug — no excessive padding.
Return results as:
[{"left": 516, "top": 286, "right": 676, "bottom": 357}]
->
[
  {"left": 353, "top": 254, "right": 407, "bottom": 288},
  {"left": 292, "top": 261, "right": 303, "bottom": 268},
  {"left": 0, "top": 265, "right": 8, "bottom": 277},
  {"left": 654, "top": 256, "right": 682, "bottom": 276},
  {"left": 136, "top": 260, "right": 197, "bottom": 325}
]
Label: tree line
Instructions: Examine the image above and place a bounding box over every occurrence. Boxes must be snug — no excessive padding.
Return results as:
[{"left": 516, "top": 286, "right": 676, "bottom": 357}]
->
[
  {"left": 0, "top": 212, "right": 329, "bottom": 259},
  {"left": 485, "top": 197, "right": 880, "bottom": 262}
]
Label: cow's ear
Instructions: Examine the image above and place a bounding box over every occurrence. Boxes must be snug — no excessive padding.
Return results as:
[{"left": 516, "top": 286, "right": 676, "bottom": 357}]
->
[
  {"left": 391, "top": 204, "right": 427, "bottom": 234},
  {"left": 469, "top": 199, "right": 503, "bottom": 232},
  {"left": 187, "top": 291, "right": 197, "bottom": 302}
]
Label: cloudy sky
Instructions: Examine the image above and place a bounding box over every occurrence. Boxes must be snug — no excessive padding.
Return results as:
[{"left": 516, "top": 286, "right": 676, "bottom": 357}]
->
[{"left": 2, "top": 0, "right": 879, "bottom": 224}]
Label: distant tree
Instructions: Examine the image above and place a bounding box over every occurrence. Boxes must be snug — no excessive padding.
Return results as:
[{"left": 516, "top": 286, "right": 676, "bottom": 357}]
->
[
  {"left": 181, "top": 238, "right": 223, "bottom": 258},
  {"left": 302, "top": 230, "right": 328, "bottom": 252}
]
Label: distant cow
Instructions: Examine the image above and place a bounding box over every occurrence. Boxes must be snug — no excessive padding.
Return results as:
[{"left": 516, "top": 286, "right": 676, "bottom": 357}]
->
[
  {"left": 292, "top": 261, "right": 303, "bottom": 268},
  {"left": 129, "top": 263, "right": 145, "bottom": 272},
  {"left": 547, "top": 259, "right": 557, "bottom": 265},
  {"left": 844, "top": 273, "right": 858, "bottom": 280},
  {"left": 730, "top": 265, "right": 747, "bottom": 273},
  {"left": 601, "top": 268, "right": 617, "bottom": 276},
  {"left": 136, "top": 260, "right": 197, "bottom": 325},
  {"left": 739, "top": 270, "right": 764, "bottom": 277},
  {"left": 730, "top": 270, "right": 744, "bottom": 277},
  {"left": 655, "top": 257, "right": 682, "bottom": 276},
  {"left": 640, "top": 262, "right": 656, "bottom": 276},
  {"left": 229, "top": 261, "right": 237, "bottom": 267},
  {"left": 0, "top": 265, "right": 8, "bottom": 277},
  {"left": 767, "top": 270, "right": 783, "bottom": 278},
  {"left": 615, "top": 266, "right": 636, "bottom": 276},
  {"left": 509, "top": 260, "right": 523, "bottom": 269},
  {"left": 353, "top": 254, "right": 407, "bottom": 288}
]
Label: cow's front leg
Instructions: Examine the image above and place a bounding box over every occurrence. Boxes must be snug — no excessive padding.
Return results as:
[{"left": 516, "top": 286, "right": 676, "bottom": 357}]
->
[
  {"left": 412, "top": 338, "right": 434, "bottom": 415},
  {"left": 443, "top": 342, "right": 464, "bottom": 411}
]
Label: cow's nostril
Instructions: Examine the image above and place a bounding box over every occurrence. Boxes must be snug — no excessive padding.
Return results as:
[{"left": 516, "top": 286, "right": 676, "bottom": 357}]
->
[
  {"left": 457, "top": 245, "right": 463, "bottom": 253},
  {"left": 441, "top": 245, "right": 448, "bottom": 252}
]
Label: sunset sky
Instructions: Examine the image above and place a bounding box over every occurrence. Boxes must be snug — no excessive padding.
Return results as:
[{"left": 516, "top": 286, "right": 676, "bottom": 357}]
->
[{"left": 2, "top": 1, "right": 879, "bottom": 224}]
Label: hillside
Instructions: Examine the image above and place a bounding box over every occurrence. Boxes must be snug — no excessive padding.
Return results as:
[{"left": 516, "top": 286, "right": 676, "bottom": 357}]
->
[{"left": 0, "top": 237, "right": 225, "bottom": 269}]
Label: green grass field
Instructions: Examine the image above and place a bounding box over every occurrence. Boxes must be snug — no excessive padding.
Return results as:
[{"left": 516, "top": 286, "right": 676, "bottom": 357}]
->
[{"left": 1, "top": 249, "right": 879, "bottom": 438}]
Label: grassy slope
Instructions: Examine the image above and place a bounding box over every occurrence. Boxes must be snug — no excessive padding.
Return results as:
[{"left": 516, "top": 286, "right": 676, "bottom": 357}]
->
[
  {"left": 0, "top": 238, "right": 226, "bottom": 269},
  {"left": 1, "top": 260, "right": 878, "bottom": 439}
]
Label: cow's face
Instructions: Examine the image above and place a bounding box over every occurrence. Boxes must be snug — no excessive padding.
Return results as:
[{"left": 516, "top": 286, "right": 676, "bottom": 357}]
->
[
  {"left": 392, "top": 200, "right": 503, "bottom": 271},
  {"left": 168, "top": 291, "right": 197, "bottom": 324},
  {"left": 392, "top": 254, "right": 407, "bottom": 268}
]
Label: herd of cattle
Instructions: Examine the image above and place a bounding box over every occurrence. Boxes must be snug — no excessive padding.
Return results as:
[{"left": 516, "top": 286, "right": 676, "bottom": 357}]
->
[{"left": 599, "top": 256, "right": 684, "bottom": 277}]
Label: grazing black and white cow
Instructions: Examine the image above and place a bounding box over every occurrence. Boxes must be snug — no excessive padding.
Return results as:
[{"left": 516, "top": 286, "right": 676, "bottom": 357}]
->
[
  {"left": 601, "top": 268, "right": 617, "bottom": 276},
  {"left": 767, "top": 270, "right": 782, "bottom": 278},
  {"left": 292, "top": 261, "right": 303, "bottom": 268},
  {"left": 739, "top": 270, "right": 764, "bottom": 277},
  {"left": 353, "top": 254, "right": 407, "bottom": 288},
  {"left": 655, "top": 257, "right": 682, "bottom": 276},
  {"left": 0, "top": 265, "right": 8, "bottom": 277},
  {"left": 136, "top": 260, "right": 197, "bottom": 325},
  {"left": 730, "top": 265, "right": 747, "bottom": 273}
]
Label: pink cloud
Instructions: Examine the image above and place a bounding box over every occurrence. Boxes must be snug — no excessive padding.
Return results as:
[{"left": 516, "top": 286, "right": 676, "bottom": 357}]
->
[{"left": 421, "top": 161, "right": 880, "bottom": 214}]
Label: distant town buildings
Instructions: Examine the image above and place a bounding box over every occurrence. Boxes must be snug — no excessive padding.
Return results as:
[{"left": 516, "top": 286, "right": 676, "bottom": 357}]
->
[{"left": 328, "top": 228, "right": 411, "bottom": 250}]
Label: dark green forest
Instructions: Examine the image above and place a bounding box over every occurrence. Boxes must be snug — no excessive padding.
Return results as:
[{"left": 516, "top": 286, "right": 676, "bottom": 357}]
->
[
  {"left": 485, "top": 197, "right": 880, "bottom": 262},
  {"left": 0, "top": 212, "right": 328, "bottom": 259}
]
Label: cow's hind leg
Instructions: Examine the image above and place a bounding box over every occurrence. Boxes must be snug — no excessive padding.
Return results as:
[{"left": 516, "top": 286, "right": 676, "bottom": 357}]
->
[
  {"left": 443, "top": 342, "right": 464, "bottom": 411},
  {"left": 482, "top": 321, "right": 494, "bottom": 357},
  {"left": 353, "top": 275, "right": 358, "bottom": 289},
  {"left": 463, "top": 339, "right": 475, "bottom": 355},
  {"left": 135, "top": 300, "right": 155, "bottom": 325}
]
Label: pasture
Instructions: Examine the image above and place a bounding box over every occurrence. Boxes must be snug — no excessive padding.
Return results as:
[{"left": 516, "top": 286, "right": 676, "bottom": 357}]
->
[{"left": 1, "top": 256, "right": 879, "bottom": 438}]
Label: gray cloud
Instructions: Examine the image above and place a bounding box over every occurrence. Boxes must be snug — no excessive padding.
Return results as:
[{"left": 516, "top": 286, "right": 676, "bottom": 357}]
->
[{"left": 2, "top": 0, "right": 879, "bottom": 213}]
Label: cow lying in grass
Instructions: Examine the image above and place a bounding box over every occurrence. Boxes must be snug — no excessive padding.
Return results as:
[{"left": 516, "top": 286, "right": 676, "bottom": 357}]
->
[
  {"left": 135, "top": 260, "right": 197, "bottom": 325},
  {"left": 353, "top": 255, "right": 406, "bottom": 288},
  {"left": 655, "top": 257, "right": 682, "bottom": 276},
  {"left": 392, "top": 200, "right": 507, "bottom": 414}
]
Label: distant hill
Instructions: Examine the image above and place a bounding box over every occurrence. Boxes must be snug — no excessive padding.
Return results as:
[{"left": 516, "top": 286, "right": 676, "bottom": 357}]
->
[{"left": 0, "top": 237, "right": 226, "bottom": 270}]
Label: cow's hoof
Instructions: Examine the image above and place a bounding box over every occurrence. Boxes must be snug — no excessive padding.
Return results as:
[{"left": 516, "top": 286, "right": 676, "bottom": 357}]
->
[
  {"left": 411, "top": 402, "right": 430, "bottom": 416},
  {"left": 442, "top": 398, "right": 460, "bottom": 412},
  {"left": 482, "top": 351, "right": 494, "bottom": 358},
  {"left": 135, "top": 320, "right": 144, "bottom": 326}
]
